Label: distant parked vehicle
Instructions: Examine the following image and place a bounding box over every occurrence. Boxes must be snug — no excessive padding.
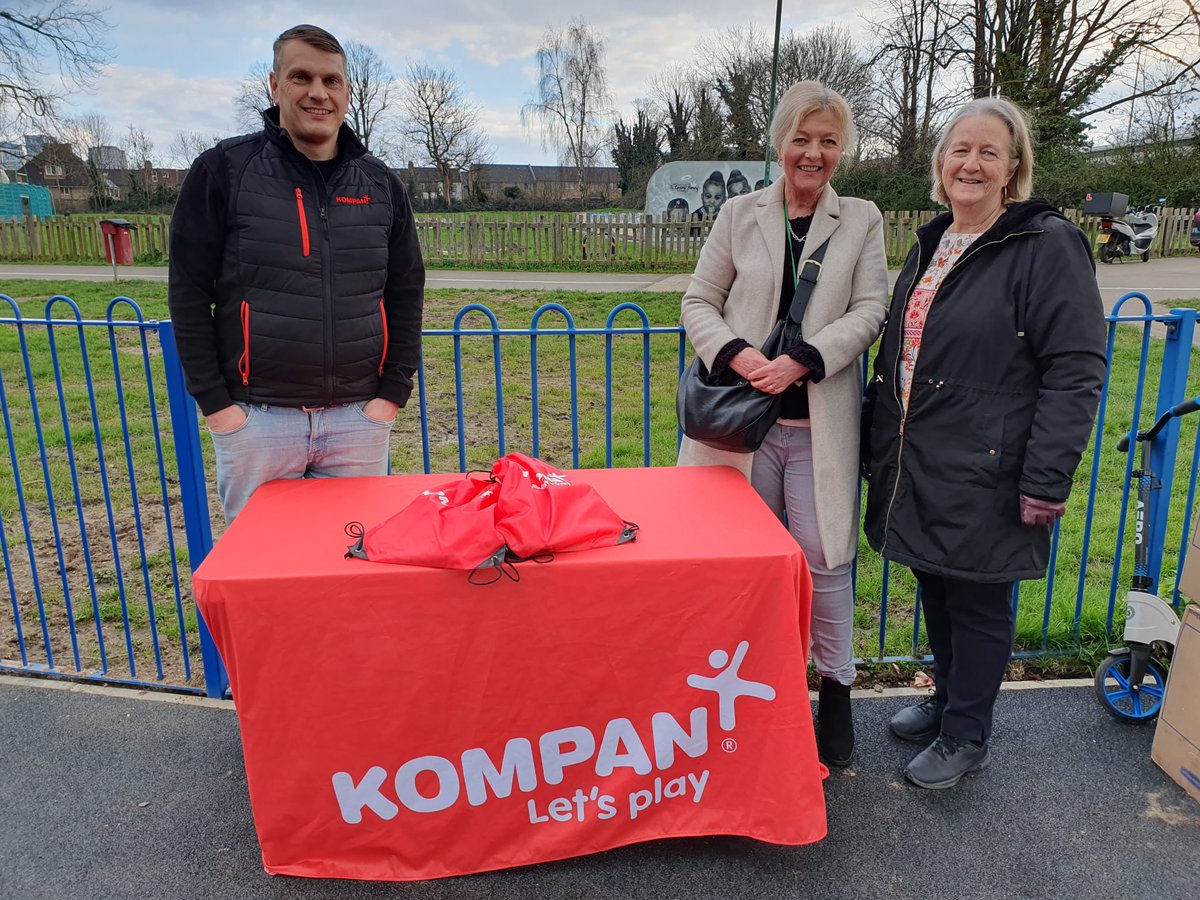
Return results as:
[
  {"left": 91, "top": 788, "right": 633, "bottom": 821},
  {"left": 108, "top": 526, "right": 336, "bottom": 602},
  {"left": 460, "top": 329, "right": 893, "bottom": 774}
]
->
[
  {"left": 1190, "top": 211, "right": 1200, "bottom": 251},
  {"left": 1097, "top": 199, "right": 1164, "bottom": 264}
]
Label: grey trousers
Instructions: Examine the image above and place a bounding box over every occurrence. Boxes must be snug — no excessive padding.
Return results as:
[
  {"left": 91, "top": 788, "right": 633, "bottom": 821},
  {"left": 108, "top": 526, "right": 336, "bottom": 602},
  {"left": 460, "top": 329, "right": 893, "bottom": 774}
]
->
[{"left": 751, "top": 422, "right": 856, "bottom": 685}]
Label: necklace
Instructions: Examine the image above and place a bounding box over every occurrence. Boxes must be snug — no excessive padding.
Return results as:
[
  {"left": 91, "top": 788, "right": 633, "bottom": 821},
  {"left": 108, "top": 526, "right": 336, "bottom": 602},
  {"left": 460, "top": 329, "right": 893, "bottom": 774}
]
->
[{"left": 787, "top": 219, "right": 808, "bottom": 247}]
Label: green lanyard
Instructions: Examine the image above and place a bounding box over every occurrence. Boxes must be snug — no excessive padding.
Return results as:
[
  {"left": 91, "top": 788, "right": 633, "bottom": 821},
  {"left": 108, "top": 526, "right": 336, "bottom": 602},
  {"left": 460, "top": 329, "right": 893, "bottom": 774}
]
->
[
  {"left": 783, "top": 197, "right": 806, "bottom": 335},
  {"left": 777, "top": 199, "right": 806, "bottom": 294}
]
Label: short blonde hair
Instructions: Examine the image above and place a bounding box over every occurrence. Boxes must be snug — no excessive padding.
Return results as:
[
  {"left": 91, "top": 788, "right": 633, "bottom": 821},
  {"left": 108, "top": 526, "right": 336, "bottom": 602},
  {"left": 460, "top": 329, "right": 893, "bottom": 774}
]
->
[
  {"left": 769, "top": 80, "right": 856, "bottom": 160},
  {"left": 930, "top": 96, "right": 1034, "bottom": 206}
]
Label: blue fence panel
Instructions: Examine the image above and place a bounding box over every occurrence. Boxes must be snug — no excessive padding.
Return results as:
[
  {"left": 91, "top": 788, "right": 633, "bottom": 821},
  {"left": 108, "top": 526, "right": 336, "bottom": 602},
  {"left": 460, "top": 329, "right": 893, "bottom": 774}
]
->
[
  {"left": 0, "top": 298, "right": 202, "bottom": 693},
  {"left": 1, "top": 293, "right": 1197, "bottom": 697}
]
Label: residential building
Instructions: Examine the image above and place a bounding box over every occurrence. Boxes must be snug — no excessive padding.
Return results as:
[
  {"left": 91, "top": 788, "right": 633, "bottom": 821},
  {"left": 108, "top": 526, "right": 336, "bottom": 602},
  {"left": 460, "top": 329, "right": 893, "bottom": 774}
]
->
[
  {"left": 402, "top": 164, "right": 462, "bottom": 203},
  {"left": 24, "top": 142, "right": 119, "bottom": 212},
  {"left": 122, "top": 161, "right": 188, "bottom": 196}
]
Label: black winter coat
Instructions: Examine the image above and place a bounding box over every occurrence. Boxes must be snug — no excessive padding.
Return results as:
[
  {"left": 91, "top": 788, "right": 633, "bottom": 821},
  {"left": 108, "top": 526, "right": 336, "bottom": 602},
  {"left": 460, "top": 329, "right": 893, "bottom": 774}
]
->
[{"left": 863, "top": 200, "right": 1107, "bottom": 582}]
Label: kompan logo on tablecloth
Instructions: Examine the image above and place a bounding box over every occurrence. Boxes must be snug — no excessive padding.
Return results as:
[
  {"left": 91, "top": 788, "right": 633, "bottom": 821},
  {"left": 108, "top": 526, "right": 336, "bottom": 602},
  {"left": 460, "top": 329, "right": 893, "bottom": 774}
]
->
[{"left": 330, "top": 640, "right": 776, "bottom": 825}]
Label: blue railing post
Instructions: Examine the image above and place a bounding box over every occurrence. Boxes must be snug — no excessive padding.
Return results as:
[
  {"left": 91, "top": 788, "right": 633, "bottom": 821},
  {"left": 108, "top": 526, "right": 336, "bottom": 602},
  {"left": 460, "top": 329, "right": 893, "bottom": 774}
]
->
[
  {"left": 1145, "top": 308, "right": 1198, "bottom": 592},
  {"left": 158, "top": 321, "right": 228, "bottom": 698}
]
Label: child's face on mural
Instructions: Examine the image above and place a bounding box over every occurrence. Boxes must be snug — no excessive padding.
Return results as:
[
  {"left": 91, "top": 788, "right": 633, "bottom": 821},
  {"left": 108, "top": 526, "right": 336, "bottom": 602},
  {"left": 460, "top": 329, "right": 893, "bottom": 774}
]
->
[{"left": 701, "top": 183, "right": 725, "bottom": 215}]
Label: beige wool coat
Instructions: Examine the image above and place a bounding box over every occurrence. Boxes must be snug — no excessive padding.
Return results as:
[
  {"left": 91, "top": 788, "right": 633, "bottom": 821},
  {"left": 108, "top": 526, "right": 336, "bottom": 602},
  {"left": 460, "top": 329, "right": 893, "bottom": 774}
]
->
[{"left": 677, "top": 179, "right": 889, "bottom": 570}]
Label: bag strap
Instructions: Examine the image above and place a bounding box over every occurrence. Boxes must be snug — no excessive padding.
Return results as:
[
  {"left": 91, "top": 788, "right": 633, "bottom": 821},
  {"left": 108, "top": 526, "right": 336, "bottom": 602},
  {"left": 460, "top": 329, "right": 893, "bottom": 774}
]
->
[{"left": 786, "top": 236, "right": 830, "bottom": 329}]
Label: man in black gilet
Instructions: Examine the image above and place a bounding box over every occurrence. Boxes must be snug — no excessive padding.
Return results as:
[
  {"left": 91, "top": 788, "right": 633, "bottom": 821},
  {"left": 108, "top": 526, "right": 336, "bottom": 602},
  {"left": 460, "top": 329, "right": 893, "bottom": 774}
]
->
[{"left": 168, "top": 23, "right": 424, "bottom": 522}]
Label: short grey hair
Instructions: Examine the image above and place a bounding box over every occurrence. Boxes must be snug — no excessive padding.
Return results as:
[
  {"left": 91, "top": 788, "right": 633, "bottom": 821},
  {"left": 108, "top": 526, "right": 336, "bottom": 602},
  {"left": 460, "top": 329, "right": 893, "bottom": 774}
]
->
[
  {"left": 769, "top": 80, "right": 856, "bottom": 160},
  {"left": 930, "top": 96, "right": 1035, "bottom": 206}
]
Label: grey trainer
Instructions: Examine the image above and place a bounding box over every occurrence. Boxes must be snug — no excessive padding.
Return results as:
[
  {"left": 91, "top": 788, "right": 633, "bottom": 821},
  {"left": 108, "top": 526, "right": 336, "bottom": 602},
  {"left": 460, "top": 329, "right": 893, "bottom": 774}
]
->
[
  {"left": 889, "top": 694, "right": 943, "bottom": 743},
  {"left": 904, "top": 734, "right": 991, "bottom": 789}
]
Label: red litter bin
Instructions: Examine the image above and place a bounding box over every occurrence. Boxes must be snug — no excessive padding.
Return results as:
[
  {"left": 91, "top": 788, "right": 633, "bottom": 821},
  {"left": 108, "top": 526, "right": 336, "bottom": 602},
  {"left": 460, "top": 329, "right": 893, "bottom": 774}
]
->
[{"left": 99, "top": 218, "right": 136, "bottom": 265}]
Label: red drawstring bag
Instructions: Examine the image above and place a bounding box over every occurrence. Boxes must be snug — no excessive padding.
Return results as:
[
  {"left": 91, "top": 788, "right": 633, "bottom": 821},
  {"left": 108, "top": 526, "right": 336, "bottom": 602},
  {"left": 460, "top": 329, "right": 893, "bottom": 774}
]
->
[
  {"left": 490, "top": 453, "right": 638, "bottom": 559},
  {"left": 345, "top": 474, "right": 504, "bottom": 570},
  {"left": 346, "top": 455, "right": 637, "bottom": 577}
]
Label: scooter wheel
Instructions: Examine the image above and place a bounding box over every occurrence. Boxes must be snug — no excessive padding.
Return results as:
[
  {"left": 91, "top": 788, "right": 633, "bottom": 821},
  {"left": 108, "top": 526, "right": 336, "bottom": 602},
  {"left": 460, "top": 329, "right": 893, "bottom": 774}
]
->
[
  {"left": 1094, "top": 649, "right": 1168, "bottom": 723},
  {"left": 1141, "top": 250, "right": 1150, "bottom": 262}
]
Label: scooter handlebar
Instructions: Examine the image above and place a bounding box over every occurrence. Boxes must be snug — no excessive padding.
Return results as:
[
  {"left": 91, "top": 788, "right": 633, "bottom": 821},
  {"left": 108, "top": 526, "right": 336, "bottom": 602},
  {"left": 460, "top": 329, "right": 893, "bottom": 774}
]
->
[
  {"left": 1118, "top": 397, "right": 1200, "bottom": 451},
  {"left": 1171, "top": 396, "right": 1200, "bottom": 417}
]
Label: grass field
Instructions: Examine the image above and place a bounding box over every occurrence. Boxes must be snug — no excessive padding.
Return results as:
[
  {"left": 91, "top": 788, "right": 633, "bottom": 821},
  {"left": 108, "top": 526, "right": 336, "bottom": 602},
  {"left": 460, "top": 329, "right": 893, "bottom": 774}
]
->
[{"left": 0, "top": 278, "right": 1197, "bottom": 690}]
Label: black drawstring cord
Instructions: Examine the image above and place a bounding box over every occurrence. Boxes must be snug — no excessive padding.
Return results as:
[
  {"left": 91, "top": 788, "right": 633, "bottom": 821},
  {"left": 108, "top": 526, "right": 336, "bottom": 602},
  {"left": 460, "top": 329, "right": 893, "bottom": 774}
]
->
[{"left": 344, "top": 521, "right": 367, "bottom": 559}]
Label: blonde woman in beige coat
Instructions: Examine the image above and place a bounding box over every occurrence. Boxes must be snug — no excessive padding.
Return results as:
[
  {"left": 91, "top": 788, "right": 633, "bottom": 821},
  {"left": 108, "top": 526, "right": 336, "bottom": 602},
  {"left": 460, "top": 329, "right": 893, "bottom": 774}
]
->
[{"left": 677, "top": 81, "right": 889, "bottom": 767}]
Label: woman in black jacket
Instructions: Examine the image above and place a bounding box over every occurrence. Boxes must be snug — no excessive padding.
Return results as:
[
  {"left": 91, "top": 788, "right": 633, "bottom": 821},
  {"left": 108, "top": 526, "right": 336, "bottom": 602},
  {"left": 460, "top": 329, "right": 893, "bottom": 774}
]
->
[{"left": 863, "top": 97, "right": 1107, "bottom": 789}]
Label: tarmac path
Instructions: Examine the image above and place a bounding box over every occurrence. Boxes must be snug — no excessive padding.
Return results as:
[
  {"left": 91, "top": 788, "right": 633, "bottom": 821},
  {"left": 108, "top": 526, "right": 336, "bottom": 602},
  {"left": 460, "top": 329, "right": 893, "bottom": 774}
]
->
[{"left": 2, "top": 675, "right": 1197, "bottom": 900}]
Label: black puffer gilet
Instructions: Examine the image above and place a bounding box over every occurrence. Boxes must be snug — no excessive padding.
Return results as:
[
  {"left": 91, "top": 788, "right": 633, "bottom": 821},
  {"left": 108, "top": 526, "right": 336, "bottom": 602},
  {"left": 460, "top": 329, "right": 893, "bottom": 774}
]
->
[{"left": 212, "top": 114, "right": 395, "bottom": 408}]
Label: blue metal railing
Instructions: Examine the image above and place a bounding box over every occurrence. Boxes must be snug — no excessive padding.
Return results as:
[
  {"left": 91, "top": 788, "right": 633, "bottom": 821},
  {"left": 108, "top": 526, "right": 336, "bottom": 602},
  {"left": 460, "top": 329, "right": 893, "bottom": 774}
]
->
[
  {"left": 1, "top": 293, "right": 1196, "bottom": 697},
  {"left": 0, "top": 296, "right": 195, "bottom": 691}
]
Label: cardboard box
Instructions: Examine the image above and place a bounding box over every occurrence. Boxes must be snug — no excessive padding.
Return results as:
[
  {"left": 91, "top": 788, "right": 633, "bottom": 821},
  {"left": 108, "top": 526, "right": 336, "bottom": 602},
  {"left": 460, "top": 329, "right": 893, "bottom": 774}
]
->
[
  {"left": 1177, "top": 508, "right": 1200, "bottom": 602},
  {"left": 1082, "top": 192, "right": 1128, "bottom": 217},
  {"left": 1151, "top": 604, "right": 1200, "bottom": 805}
]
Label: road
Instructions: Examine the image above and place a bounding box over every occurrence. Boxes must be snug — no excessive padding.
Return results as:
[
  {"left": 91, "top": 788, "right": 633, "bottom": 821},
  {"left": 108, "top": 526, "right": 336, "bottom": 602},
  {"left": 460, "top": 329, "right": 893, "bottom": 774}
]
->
[{"left": 0, "top": 256, "right": 1196, "bottom": 307}]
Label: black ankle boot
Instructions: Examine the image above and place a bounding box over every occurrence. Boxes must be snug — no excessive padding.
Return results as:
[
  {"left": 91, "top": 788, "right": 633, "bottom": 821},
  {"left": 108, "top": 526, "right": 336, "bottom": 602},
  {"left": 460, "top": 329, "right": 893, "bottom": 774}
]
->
[{"left": 817, "top": 677, "right": 854, "bottom": 767}]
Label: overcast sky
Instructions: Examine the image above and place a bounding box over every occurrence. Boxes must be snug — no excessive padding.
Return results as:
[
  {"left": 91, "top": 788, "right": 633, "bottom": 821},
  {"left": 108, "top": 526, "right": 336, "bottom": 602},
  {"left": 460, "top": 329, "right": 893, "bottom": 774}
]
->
[{"left": 52, "top": 0, "right": 861, "bottom": 167}]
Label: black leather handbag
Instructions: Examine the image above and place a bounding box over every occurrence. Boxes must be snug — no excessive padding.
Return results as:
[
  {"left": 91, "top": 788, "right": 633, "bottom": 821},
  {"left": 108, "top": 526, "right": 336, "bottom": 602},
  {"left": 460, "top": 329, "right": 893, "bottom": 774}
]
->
[{"left": 676, "top": 237, "right": 829, "bottom": 453}]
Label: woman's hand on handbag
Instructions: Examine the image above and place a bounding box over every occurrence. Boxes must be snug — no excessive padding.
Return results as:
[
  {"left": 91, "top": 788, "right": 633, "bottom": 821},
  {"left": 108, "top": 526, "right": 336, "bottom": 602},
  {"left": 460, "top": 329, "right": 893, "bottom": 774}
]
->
[
  {"left": 748, "top": 356, "right": 810, "bottom": 394},
  {"left": 729, "top": 347, "right": 772, "bottom": 379}
]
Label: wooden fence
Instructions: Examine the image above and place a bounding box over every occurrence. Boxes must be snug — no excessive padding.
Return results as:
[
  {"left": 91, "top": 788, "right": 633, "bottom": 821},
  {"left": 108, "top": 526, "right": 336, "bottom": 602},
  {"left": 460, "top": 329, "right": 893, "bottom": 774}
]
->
[
  {"left": 0, "top": 213, "right": 171, "bottom": 262},
  {"left": 1, "top": 207, "right": 1196, "bottom": 267}
]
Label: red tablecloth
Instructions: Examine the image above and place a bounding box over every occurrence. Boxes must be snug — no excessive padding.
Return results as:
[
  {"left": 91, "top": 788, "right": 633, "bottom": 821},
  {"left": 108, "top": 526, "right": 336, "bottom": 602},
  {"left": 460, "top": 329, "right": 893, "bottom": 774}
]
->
[{"left": 194, "top": 465, "right": 825, "bottom": 881}]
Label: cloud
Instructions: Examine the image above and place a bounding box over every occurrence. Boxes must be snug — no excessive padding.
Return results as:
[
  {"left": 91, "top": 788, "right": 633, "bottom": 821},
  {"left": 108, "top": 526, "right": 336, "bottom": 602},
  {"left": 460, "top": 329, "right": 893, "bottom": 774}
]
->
[
  {"left": 60, "top": 64, "right": 243, "bottom": 163},
  {"left": 47, "top": 0, "right": 871, "bottom": 167}
]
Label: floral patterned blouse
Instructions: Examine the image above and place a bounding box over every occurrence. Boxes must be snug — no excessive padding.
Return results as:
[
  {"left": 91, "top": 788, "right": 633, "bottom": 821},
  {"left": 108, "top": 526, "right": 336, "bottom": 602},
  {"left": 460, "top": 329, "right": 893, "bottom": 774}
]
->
[{"left": 898, "top": 230, "right": 984, "bottom": 409}]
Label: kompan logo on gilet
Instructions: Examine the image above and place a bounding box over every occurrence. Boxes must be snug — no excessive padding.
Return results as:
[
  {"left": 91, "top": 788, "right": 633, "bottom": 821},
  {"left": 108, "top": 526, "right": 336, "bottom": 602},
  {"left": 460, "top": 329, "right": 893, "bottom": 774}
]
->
[{"left": 331, "top": 640, "right": 777, "bottom": 825}]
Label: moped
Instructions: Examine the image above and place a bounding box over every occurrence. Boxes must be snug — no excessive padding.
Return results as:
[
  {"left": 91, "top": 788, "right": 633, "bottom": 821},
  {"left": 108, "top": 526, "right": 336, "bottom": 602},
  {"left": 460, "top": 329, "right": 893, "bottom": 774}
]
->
[{"left": 1097, "top": 199, "right": 1164, "bottom": 263}]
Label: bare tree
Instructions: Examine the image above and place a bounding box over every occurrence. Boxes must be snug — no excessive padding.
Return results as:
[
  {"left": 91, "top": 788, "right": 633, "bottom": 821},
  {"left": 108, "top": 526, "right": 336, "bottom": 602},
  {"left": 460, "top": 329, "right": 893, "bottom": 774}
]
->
[
  {"left": 960, "top": 0, "right": 1200, "bottom": 141},
  {"left": 400, "top": 63, "right": 490, "bottom": 207},
  {"left": 122, "top": 124, "right": 155, "bottom": 201},
  {"left": 866, "top": 0, "right": 964, "bottom": 165},
  {"left": 167, "top": 130, "right": 221, "bottom": 168},
  {"left": 776, "top": 27, "right": 875, "bottom": 144},
  {"left": 522, "top": 20, "right": 613, "bottom": 205},
  {"left": 1110, "top": 60, "right": 1199, "bottom": 147},
  {"left": 345, "top": 40, "right": 398, "bottom": 159},
  {"left": 234, "top": 61, "right": 273, "bottom": 133},
  {"left": 649, "top": 66, "right": 697, "bottom": 159},
  {"left": 699, "top": 26, "right": 768, "bottom": 159},
  {"left": 64, "top": 112, "right": 116, "bottom": 209},
  {"left": 688, "top": 25, "right": 874, "bottom": 160},
  {"left": 0, "top": 1, "right": 112, "bottom": 125}
]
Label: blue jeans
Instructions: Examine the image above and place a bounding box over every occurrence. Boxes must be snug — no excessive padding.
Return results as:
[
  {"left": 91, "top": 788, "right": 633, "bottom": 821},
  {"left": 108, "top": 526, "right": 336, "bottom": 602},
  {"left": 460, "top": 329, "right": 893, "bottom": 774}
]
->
[{"left": 209, "top": 402, "right": 393, "bottom": 523}]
